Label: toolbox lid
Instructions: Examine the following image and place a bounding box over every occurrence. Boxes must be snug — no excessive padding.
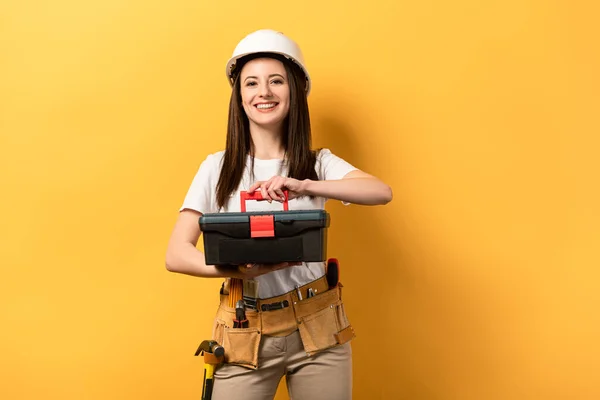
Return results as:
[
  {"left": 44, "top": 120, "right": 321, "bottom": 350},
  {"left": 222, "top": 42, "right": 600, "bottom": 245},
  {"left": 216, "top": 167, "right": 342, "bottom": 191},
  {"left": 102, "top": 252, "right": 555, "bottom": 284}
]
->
[
  {"left": 199, "top": 210, "right": 330, "bottom": 238},
  {"left": 200, "top": 210, "right": 328, "bottom": 224}
]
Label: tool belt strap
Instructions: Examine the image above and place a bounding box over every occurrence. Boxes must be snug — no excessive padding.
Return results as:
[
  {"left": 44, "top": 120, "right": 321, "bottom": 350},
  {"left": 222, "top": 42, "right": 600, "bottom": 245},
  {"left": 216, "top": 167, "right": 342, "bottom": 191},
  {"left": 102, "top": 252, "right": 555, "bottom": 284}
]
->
[
  {"left": 216, "top": 276, "right": 340, "bottom": 337},
  {"left": 258, "top": 276, "right": 330, "bottom": 306}
]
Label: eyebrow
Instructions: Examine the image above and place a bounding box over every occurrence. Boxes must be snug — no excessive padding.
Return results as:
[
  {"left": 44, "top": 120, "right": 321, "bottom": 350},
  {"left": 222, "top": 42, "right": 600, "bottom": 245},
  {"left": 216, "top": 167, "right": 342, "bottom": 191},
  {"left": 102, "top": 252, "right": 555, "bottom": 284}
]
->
[{"left": 244, "top": 73, "right": 285, "bottom": 82}]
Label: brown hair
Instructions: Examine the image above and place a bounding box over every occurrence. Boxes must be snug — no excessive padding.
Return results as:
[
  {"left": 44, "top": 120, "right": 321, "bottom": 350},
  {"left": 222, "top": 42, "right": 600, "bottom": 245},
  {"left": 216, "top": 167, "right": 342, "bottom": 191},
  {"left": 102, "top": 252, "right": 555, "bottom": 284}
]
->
[{"left": 216, "top": 53, "right": 319, "bottom": 209}]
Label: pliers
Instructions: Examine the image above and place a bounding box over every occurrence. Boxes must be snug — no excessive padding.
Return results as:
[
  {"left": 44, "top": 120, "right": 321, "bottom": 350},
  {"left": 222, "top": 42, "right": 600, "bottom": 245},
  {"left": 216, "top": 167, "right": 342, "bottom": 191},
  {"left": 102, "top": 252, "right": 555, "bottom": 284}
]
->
[{"left": 233, "top": 299, "right": 249, "bottom": 328}]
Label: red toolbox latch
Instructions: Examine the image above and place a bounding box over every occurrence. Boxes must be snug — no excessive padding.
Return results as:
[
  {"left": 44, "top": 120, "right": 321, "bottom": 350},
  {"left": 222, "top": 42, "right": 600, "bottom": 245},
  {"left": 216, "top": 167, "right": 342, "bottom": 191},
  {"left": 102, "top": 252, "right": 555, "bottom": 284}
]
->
[{"left": 250, "top": 215, "right": 275, "bottom": 238}]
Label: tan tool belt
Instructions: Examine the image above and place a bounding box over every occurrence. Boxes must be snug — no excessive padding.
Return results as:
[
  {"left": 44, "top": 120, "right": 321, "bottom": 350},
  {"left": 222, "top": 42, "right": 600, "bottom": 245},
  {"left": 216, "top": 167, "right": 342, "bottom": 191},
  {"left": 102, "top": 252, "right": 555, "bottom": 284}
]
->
[{"left": 210, "top": 276, "right": 356, "bottom": 370}]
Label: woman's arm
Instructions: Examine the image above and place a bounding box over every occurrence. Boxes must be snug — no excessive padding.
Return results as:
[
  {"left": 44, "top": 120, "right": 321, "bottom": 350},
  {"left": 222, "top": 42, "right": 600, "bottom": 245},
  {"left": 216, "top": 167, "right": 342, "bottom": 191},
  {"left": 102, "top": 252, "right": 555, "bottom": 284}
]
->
[
  {"left": 249, "top": 170, "right": 393, "bottom": 206},
  {"left": 303, "top": 170, "right": 393, "bottom": 205},
  {"left": 165, "top": 210, "right": 231, "bottom": 278},
  {"left": 165, "top": 210, "right": 297, "bottom": 277}
]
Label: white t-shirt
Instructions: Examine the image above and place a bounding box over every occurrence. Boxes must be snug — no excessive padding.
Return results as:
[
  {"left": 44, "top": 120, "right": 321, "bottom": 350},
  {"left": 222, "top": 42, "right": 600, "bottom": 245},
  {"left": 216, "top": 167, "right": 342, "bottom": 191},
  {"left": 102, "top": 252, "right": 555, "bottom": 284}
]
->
[{"left": 180, "top": 148, "right": 357, "bottom": 298}]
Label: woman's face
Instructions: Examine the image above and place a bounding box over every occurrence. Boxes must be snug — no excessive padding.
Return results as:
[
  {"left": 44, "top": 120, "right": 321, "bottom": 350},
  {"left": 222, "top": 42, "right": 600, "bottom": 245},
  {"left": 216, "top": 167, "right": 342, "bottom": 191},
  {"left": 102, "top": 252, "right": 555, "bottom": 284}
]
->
[{"left": 239, "top": 57, "right": 290, "bottom": 130}]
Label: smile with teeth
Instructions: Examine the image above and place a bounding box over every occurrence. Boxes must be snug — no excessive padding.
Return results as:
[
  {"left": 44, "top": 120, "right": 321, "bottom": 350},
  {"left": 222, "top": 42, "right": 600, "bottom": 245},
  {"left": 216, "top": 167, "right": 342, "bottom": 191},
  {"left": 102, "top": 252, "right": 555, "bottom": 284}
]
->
[{"left": 255, "top": 103, "right": 278, "bottom": 110}]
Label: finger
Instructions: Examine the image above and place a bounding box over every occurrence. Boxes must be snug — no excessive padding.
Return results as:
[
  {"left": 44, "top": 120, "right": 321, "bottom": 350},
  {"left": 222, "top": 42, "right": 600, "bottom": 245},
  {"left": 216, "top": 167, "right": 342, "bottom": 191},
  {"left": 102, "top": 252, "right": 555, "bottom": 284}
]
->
[
  {"left": 275, "top": 262, "right": 300, "bottom": 269},
  {"left": 267, "top": 186, "right": 280, "bottom": 202},
  {"left": 238, "top": 263, "right": 254, "bottom": 273},
  {"left": 263, "top": 176, "right": 278, "bottom": 190},
  {"left": 255, "top": 262, "right": 283, "bottom": 272},
  {"left": 271, "top": 262, "right": 289, "bottom": 270},
  {"left": 260, "top": 184, "right": 271, "bottom": 202},
  {"left": 247, "top": 264, "right": 273, "bottom": 277},
  {"left": 248, "top": 181, "right": 263, "bottom": 193},
  {"left": 268, "top": 178, "right": 286, "bottom": 201},
  {"left": 271, "top": 178, "right": 285, "bottom": 200},
  {"left": 283, "top": 262, "right": 301, "bottom": 268},
  {"left": 265, "top": 177, "right": 280, "bottom": 189},
  {"left": 275, "top": 188, "right": 286, "bottom": 201}
]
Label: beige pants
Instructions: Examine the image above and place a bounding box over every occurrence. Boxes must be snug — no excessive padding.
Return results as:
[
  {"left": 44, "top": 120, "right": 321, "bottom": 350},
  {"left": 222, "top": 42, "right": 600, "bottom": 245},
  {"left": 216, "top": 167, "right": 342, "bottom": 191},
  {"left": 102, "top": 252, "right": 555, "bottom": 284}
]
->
[{"left": 212, "top": 330, "right": 353, "bottom": 400}]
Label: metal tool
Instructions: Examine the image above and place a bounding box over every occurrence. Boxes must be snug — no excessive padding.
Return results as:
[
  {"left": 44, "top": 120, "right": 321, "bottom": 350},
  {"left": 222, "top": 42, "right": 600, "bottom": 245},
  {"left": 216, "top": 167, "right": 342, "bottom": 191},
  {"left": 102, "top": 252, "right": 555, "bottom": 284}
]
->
[
  {"left": 195, "top": 340, "right": 225, "bottom": 400},
  {"left": 295, "top": 285, "right": 303, "bottom": 301},
  {"left": 243, "top": 279, "right": 259, "bottom": 310},
  {"left": 234, "top": 299, "right": 248, "bottom": 328}
]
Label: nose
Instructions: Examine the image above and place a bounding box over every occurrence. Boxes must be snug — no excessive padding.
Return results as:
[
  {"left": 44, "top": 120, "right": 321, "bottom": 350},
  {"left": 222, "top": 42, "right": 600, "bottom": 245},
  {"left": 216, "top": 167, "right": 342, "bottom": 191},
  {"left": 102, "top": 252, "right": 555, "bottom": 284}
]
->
[{"left": 258, "top": 81, "right": 272, "bottom": 97}]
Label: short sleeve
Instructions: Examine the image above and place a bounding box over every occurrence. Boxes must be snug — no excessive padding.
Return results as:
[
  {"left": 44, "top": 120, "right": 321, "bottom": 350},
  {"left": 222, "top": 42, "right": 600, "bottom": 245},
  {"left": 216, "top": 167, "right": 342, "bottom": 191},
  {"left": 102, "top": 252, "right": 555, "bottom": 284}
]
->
[
  {"left": 179, "top": 153, "right": 222, "bottom": 214},
  {"left": 316, "top": 148, "right": 358, "bottom": 181}
]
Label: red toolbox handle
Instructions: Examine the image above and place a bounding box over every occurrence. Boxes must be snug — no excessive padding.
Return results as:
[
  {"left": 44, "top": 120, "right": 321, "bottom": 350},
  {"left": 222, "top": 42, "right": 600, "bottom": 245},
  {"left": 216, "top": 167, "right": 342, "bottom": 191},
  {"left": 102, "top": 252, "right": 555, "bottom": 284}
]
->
[{"left": 240, "top": 191, "right": 289, "bottom": 212}]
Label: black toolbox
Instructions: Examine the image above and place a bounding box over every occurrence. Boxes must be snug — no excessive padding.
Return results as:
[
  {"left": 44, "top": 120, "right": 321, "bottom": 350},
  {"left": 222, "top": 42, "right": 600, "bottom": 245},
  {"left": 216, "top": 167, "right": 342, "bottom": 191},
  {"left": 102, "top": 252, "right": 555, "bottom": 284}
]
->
[{"left": 199, "top": 191, "right": 330, "bottom": 265}]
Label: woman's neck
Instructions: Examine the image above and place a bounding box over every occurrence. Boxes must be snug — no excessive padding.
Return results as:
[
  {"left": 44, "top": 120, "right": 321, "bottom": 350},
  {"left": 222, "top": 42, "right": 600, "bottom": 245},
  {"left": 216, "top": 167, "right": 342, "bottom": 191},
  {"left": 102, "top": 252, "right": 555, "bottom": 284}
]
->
[{"left": 249, "top": 123, "right": 285, "bottom": 160}]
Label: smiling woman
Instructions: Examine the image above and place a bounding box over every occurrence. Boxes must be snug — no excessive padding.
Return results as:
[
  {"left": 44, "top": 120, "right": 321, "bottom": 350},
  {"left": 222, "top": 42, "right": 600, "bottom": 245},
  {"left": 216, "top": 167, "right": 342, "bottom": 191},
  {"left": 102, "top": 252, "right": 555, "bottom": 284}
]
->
[{"left": 165, "top": 29, "right": 392, "bottom": 400}]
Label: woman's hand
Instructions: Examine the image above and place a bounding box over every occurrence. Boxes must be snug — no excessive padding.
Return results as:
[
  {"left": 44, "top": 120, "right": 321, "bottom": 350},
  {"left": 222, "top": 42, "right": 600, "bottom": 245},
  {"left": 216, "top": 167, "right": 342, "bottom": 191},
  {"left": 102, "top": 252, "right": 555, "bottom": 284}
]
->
[
  {"left": 235, "top": 262, "right": 302, "bottom": 278},
  {"left": 248, "top": 176, "right": 308, "bottom": 202},
  {"left": 247, "top": 171, "right": 393, "bottom": 206}
]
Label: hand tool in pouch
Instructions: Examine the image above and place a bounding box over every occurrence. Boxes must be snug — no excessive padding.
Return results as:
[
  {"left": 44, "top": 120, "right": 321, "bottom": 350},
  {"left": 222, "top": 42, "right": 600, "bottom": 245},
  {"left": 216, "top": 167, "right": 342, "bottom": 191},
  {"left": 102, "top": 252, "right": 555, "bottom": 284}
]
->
[
  {"left": 194, "top": 340, "right": 224, "bottom": 400},
  {"left": 234, "top": 299, "right": 249, "bottom": 328},
  {"left": 219, "top": 278, "right": 230, "bottom": 295},
  {"left": 228, "top": 278, "right": 243, "bottom": 308},
  {"left": 326, "top": 258, "right": 340, "bottom": 289},
  {"left": 242, "top": 279, "right": 259, "bottom": 310},
  {"left": 295, "top": 285, "right": 303, "bottom": 301}
]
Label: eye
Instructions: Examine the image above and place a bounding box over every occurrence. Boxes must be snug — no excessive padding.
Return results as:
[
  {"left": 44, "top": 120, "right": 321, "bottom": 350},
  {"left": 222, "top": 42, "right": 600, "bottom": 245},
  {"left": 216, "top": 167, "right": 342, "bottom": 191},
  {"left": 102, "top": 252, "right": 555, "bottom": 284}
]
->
[
  {"left": 245, "top": 81, "right": 257, "bottom": 87},
  {"left": 271, "top": 79, "right": 284, "bottom": 85}
]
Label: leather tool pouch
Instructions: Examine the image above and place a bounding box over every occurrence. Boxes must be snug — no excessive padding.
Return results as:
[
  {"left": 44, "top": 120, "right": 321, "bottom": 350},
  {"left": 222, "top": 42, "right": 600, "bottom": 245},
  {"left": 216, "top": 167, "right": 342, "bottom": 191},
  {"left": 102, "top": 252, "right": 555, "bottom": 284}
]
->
[
  {"left": 295, "top": 283, "right": 355, "bottom": 356},
  {"left": 212, "top": 296, "right": 262, "bottom": 369},
  {"left": 210, "top": 282, "right": 355, "bottom": 370}
]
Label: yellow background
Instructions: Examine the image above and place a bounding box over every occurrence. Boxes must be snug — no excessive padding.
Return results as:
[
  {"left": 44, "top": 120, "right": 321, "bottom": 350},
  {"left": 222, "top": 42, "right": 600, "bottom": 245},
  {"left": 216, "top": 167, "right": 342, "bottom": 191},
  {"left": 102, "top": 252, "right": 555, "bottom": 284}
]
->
[{"left": 2, "top": 0, "right": 599, "bottom": 399}]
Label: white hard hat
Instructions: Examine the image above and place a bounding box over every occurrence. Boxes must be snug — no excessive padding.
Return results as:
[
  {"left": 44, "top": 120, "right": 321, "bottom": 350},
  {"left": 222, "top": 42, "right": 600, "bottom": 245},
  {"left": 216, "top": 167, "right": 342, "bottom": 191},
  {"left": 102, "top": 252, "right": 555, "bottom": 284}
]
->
[{"left": 226, "top": 29, "right": 311, "bottom": 95}]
